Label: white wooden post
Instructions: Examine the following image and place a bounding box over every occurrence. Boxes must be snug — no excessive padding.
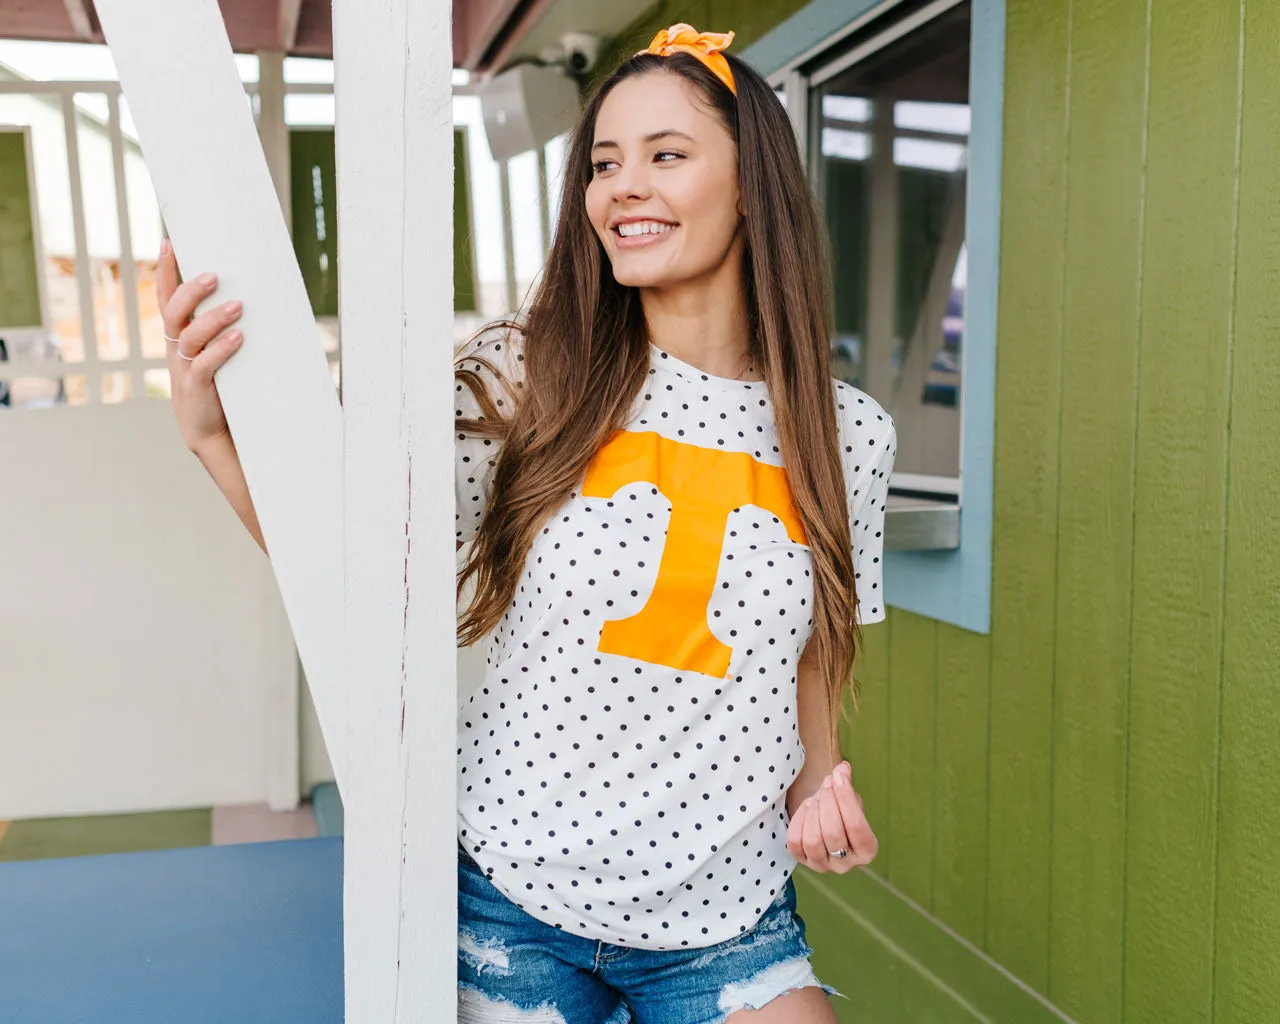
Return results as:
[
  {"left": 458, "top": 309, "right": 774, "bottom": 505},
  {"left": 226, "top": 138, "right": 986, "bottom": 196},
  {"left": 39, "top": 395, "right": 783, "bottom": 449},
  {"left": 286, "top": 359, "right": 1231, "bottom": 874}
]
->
[
  {"left": 256, "top": 51, "right": 293, "bottom": 236},
  {"left": 253, "top": 47, "right": 303, "bottom": 812},
  {"left": 94, "top": 0, "right": 347, "bottom": 789},
  {"left": 334, "top": 0, "right": 458, "bottom": 1015},
  {"left": 98, "top": 0, "right": 456, "bottom": 1012}
]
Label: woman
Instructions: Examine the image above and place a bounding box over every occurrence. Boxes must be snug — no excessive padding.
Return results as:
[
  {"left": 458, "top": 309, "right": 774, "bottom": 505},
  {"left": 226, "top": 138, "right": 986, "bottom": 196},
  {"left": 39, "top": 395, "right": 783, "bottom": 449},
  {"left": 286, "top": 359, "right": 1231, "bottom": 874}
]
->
[{"left": 157, "top": 24, "right": 894, "bottom": 1024}]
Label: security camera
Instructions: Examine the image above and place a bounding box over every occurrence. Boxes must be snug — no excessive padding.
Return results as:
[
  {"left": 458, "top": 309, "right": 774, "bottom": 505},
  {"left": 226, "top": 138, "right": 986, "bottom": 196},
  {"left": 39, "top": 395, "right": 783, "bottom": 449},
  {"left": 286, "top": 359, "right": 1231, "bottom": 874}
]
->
[{"left": 560, "top": 32, "right": 601, "bottom": 75}]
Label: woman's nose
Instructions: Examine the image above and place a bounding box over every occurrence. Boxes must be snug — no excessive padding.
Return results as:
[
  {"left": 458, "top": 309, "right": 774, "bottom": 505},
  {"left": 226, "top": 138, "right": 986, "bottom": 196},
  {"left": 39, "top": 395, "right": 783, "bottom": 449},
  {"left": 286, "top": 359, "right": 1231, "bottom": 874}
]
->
[{"left": 610, "top": 161, "right": 652, "bottom": 202}]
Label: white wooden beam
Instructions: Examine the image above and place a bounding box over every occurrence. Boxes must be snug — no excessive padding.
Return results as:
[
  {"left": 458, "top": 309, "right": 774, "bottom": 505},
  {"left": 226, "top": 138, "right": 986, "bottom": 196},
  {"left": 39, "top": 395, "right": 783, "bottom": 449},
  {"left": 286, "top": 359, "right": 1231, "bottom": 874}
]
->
[
  {"left": 62, "top": 0, "right": 95, "bottom": 40},
  {"left": 278, "top": 0, "right": 304, "bottom": 53},
  {"left": 334, "top": 0, "right": 457, "bottom": 1014},
  {"left": 94, "top": 0, "right": 347, "bottom": 789}
]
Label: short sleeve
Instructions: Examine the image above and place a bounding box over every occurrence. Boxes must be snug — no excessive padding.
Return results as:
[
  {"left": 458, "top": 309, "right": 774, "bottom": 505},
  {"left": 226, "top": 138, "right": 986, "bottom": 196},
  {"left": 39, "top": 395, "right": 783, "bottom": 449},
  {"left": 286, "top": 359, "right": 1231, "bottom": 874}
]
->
[
  {"left": 835, "top": 383, "right": 895, "bottom": 625},
  {"left": 455, "top": 327, "right": 524, "bottom": 545}
]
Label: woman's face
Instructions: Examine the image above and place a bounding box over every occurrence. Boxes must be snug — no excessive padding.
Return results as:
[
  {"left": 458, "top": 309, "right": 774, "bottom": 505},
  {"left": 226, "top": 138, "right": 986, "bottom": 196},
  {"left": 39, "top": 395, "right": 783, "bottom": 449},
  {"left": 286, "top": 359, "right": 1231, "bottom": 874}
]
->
[{"left": 585, "top": 71, "right": 742, "bottom": 290}]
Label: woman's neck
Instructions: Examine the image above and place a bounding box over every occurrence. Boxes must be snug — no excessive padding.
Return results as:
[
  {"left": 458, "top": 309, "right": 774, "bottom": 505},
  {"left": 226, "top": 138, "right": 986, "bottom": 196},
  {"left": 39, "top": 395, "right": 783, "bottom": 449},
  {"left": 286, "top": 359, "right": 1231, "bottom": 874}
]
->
[{"left": 639, "top": 247, "right": 757, "bottom": 380}]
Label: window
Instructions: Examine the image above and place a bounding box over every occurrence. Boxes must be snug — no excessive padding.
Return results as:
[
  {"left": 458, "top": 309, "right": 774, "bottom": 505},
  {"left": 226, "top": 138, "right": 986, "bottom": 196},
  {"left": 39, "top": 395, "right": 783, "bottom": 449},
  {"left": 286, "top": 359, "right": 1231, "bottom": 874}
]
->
[
  {"left": 750, "top": 0, "right": 1003, "bottom": 632},
  {"left": 811, "top": 2, "right": 970, "bottom": 499}
]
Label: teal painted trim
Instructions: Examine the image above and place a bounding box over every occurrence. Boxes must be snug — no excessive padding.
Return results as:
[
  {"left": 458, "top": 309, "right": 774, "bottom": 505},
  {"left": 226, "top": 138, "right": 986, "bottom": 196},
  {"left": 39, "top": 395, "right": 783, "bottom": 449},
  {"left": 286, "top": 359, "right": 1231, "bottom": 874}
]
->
[
  {"left": 888, "top": 0, "right": 1001, "bottom": 635},
  {"left": 739, "top": 0, "right": 886, "bottom": 75},
  {"left": 744, "top": 0, "right": 1004, "bottom": 635},
  {"left": 310, "top": 782, "right": 344, "bottom": 838}
]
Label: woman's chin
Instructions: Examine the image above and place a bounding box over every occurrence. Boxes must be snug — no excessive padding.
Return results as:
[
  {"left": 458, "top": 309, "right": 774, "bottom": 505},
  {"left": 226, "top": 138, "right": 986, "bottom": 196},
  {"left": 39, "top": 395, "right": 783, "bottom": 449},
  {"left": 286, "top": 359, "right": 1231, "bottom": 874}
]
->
[{"left": 609, "top": 257, "right": 681, "bottom": 290}]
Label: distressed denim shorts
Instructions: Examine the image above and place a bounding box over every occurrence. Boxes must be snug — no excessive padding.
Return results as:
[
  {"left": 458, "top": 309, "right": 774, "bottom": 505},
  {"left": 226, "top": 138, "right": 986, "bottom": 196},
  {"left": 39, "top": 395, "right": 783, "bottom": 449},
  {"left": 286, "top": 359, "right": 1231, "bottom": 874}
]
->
[{"left": 457, "top": 844, "right": 840, "bottom": 1024}]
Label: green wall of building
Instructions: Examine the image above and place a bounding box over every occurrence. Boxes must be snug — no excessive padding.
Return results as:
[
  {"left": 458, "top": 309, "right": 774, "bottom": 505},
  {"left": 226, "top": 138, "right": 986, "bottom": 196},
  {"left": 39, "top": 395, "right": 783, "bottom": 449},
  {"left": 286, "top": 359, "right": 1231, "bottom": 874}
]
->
[
  {"left": 820, "top": 0, "right": 1277, "bottom": 1020},
  {"left": 606, "top": 1, "right": 1280, "bottom": 1020}
]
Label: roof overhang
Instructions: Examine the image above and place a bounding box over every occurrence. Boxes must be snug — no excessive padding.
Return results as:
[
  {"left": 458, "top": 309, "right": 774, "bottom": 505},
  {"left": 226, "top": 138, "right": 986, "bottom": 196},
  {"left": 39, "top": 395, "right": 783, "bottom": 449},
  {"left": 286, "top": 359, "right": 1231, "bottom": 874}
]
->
[{"left": 0, "top": 0, "right": 655, "bottom": 75}]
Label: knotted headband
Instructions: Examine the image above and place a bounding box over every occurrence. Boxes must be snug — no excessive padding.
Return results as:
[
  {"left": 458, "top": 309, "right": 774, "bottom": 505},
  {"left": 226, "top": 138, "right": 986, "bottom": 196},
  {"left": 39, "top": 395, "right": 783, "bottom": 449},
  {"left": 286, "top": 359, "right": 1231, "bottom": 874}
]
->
[{"left": 637, "top": 23, "right": 737, "bottom": 95}]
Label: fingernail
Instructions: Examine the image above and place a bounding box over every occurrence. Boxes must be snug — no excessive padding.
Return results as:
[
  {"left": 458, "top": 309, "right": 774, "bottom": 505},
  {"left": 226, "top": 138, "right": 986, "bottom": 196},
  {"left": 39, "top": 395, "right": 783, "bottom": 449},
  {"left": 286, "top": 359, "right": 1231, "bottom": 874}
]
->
[
  {"left": 836, "top": 772, "right": 849, "bottom": 786},
  {"left": 198, "top": 272, "right": 216, "bottom": 286},
  {"left": 227, "top": 330, "right": 242, "bottom": 343},
  {"left": 160, "top": 239, "right": 170, "bottom": 256},
  {"left": 226, "top": 300, "right": 242, "bottom": 315},
  {"left": 822, "top": 777, "right": 833, "bottom": 789}
]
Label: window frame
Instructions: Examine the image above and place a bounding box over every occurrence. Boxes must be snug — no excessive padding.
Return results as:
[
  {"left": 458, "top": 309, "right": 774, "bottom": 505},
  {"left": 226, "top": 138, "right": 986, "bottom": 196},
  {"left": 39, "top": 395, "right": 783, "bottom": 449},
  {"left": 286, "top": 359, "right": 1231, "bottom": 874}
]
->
[{"left": 746, "top": 0, "right": 1004, "bottom": 633}]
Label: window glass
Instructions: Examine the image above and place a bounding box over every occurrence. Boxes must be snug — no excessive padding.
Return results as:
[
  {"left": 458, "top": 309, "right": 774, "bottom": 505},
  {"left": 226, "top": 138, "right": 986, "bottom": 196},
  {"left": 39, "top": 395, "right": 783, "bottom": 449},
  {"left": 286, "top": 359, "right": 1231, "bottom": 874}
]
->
[{"left": 813, "top": 2, "right": 970, "bottom": 487}]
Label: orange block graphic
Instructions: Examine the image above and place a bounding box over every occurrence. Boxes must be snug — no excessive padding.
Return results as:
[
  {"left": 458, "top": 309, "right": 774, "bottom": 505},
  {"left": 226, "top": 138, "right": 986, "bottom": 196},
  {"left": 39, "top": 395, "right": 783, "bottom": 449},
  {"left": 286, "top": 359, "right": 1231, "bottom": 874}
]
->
[{"left": 582, "top": 430, "right": 808, "bottom": 677}]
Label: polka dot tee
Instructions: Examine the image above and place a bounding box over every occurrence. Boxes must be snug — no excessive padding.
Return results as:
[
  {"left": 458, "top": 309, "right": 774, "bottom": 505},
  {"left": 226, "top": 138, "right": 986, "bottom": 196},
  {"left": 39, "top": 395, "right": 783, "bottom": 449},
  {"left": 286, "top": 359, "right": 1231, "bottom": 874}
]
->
[{"left": 454, "top": 328, "right": 896, "bottom": 950}]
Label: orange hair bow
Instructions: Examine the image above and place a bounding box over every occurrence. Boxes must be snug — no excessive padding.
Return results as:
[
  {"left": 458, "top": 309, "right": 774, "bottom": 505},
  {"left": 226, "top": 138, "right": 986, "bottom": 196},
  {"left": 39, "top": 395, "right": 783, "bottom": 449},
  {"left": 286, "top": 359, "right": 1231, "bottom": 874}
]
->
[{"left": 637, "top": 23, "right": 737, "bottom": 95}]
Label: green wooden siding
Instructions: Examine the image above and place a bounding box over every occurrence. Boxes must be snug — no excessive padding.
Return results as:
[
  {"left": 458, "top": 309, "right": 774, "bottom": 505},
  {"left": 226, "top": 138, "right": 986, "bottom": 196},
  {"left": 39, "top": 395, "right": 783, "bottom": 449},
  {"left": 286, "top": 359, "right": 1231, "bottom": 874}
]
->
[
  {"left": 290, "top": 129, "right": 339, "bottom": 317},
  {"left": 1216, "top": 6, "right": 1280, "bottom": 1023},
  {"left": 0, "top": 130, "right": 42, "bottom": 328},
  {"left": 828, "top": 0, "right": 1276, "bottom": 1020},
  {"left": 454, "top": 127, "right": 478, "bottom": 314}
]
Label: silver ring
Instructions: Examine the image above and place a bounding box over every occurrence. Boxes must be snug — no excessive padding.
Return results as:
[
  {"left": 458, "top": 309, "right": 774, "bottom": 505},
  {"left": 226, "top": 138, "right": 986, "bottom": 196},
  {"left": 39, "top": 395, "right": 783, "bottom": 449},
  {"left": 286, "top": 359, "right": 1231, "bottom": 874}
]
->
[
  {"left": 833, "top": 849, "right": 849, "bottom": 859},
  {"left": 176, "top": 346, "right": 196, "bottom": 362},
  {"left": 164, "top": 331, "right": 181, "bottom": 344}
]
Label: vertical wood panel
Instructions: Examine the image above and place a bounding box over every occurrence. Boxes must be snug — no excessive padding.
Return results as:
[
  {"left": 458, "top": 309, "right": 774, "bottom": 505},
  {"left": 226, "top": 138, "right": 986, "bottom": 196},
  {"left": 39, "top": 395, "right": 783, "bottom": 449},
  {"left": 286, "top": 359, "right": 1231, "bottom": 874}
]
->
[
  {"left": 849, "top": 611, "right": 893, "bottom": 879},
  {"left": 1047, "top": 0, "right": 1146, "bottom": 1018},
  {"left": 887, "top": 611, "right": 937, "bottom": 908},
  {"left": 335, "top": 0, "right": 457, "bottom": 1017},
  {"left": 931, "top": 622, "right": 990, "bottom": 946},
  {"left": 1213, "top": 1, "right": 1280, "bottom": 1018},
  {"left": 984, "top": 0, "right": 1069, "bottom": 989},
  {"left": 1122, "top": 1, "right": 1241, "bottom": 1019}
]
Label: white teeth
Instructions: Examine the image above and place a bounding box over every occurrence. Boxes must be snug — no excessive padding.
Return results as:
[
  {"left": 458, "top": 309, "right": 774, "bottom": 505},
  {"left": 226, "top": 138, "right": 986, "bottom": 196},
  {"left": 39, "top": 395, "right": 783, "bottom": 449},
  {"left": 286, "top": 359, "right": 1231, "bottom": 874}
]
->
[{"left": 617, "top": 220, "right": 674, "bottom": 237}]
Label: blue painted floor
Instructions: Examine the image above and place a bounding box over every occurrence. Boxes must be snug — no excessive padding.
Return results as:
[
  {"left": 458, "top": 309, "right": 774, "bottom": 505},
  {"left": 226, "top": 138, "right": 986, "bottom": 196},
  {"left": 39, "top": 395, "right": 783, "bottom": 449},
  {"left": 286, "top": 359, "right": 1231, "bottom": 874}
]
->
[{"left": 0, "top": 837, "right": 343, "bottom": 1023}]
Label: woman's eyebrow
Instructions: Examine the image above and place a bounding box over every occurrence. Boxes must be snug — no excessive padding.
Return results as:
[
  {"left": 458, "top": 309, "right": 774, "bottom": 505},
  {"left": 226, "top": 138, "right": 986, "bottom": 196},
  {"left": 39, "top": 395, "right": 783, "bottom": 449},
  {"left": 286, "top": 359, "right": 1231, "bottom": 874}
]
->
[{"left": 591, "top": 129, "right": 696, "bottom": 151}]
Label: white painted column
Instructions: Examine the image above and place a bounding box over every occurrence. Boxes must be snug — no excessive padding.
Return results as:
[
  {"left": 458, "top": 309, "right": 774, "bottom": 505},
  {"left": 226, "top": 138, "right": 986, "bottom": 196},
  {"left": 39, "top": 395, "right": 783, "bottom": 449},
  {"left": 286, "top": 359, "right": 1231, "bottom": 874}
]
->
[
  {"left": 105, "top": 89, "right": 144, "bottom": 395},
  {"left": 499, "top": 158, "right": 518, "bottom": 312},
  {"left": 334, "top": 0, "right": 457, "bottom": 1017},
  {"left": 94, "top": 0, "right": 347, "bottom": 790},
  {"left": 537, "top": 146, "right": 551, "bottom": 257},
  {"left": 255, "top": 47, "right": 302, "bottom": 810},
  {"left": 256, "top": 51, "right": 293, "bottom": 233},
  {"left": 61, "top": 92, "right": 99, "bottom": 393}
]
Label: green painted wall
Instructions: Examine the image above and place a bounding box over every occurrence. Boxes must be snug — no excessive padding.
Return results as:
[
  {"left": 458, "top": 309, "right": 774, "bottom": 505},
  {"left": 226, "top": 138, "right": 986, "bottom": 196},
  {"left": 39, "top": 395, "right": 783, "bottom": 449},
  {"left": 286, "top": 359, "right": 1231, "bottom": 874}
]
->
[
  {"left": 0, "top": 131, "right": 42, "bottom": 328},
  {"left": 597, "top": 1, "right": 1280, "bottom": 1020},
  {"left": 826, "top": 0, "right": 1279, "bottom": 1021}
]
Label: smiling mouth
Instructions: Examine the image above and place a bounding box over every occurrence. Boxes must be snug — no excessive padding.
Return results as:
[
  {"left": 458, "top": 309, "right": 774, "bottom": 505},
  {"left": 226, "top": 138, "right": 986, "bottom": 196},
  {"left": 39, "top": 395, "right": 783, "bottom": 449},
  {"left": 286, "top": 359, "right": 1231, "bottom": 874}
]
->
[{"left": 612, "top": 220, "right": 678, "bottom": 246}]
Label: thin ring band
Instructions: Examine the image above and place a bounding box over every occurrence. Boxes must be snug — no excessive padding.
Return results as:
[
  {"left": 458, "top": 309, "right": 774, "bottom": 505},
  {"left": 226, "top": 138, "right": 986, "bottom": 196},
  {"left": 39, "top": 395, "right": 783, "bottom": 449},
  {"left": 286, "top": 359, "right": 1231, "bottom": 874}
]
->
[
  {"left": 164, "top": 330, "right": 196, "bottom": 361},
  {"left": 833, "top": 849, "right": 849, "bottom": 859}
]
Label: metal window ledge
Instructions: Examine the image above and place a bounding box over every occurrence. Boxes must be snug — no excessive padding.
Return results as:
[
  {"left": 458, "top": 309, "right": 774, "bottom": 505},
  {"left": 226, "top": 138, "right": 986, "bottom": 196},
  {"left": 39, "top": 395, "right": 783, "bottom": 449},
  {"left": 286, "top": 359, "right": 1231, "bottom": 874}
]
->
[{"left": 885, "top": 495, "right": 960, "bottom": 551}]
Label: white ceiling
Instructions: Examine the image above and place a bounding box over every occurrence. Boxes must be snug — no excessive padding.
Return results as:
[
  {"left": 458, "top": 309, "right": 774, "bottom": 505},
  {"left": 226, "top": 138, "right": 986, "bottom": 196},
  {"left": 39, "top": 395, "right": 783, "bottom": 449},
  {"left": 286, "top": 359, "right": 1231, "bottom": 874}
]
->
[{"left": 509, "top": 0, "right": 655, "bottom": 65}]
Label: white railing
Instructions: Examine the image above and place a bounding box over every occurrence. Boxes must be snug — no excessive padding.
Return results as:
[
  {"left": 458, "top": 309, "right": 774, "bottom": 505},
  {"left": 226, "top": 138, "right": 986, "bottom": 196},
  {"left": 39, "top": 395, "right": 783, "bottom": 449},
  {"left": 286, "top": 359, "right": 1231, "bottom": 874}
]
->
[{"left": 0, "top": 79, "right": 337, "bottom": 406}]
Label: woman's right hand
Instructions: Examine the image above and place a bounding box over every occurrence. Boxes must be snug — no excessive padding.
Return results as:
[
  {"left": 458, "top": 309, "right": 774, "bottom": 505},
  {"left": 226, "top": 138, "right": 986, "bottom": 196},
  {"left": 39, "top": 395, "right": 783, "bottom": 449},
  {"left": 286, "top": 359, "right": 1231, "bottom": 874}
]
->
[{"left": 156, "top": 239, "right": 245, "bottom": 453}]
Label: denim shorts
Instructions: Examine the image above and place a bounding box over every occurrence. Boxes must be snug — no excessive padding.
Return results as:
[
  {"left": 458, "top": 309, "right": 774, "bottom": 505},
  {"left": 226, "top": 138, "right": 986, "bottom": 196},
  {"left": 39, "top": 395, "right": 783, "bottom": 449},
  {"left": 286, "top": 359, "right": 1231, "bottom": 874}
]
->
[{"left": 457, "top": 844, "right": 840, "bottom": 1024}]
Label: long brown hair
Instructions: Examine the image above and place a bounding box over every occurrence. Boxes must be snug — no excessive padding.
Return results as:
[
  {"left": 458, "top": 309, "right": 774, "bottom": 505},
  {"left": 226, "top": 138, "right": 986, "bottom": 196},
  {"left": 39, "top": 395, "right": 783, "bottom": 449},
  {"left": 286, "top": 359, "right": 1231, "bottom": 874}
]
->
[{"left": 457, "top": 50, "right": 862, "bottom": 759}]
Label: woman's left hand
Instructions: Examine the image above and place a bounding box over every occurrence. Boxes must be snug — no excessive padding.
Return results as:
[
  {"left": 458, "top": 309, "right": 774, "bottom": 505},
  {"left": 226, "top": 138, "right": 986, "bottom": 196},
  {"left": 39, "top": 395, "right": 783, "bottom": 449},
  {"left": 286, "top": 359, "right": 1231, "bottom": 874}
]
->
[{"left": 785, "top": 760, "right": 878, "bottom": 873}]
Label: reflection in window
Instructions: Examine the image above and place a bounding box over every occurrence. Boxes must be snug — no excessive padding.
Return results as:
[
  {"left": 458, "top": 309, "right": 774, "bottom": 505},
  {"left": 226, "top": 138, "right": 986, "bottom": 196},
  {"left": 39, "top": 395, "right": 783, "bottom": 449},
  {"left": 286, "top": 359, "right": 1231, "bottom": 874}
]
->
[{"left": 814, "top": 1, "right": 970, "bottom": 488}]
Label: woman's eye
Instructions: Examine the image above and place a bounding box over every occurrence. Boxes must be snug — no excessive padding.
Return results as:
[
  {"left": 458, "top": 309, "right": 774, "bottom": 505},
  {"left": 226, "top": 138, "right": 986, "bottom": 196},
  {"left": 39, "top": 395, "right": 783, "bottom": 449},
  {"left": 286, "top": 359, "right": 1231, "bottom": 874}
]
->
[
  {"left": 655, "top": 150, "right": 685, "bottom": 163},
  {"left": 592, "top": 159, "right": 616, "bottom": 174}
]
